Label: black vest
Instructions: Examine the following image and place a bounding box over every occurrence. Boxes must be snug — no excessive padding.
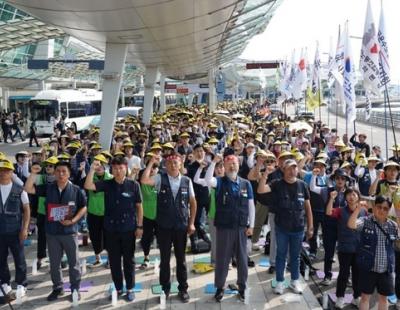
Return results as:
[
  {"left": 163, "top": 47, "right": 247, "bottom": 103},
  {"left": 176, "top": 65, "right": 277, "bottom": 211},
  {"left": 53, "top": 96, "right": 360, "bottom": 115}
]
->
[
  {"left": 214, "top": 176, "right": 249, "bottom": 229},
  {"left": 103, "top": 179, "right": 138, "bottom": 233},
  {"left": 337, "top": 206, "right": 366, "bottom": 253},
  {"left": 45, "top": 182, "right": 81, "bottom": 235},
  {"left": 358, "top": 168, "right": 372, "bottom": 196},
  {"left": 0, "top": 182, "right": 23, "bottom": 234},
  {"left": 274, "top": 180, "right": 306, "bottom": 232},
  {"left": 156, "top": 173, "right": 190, "bottom": 230}
]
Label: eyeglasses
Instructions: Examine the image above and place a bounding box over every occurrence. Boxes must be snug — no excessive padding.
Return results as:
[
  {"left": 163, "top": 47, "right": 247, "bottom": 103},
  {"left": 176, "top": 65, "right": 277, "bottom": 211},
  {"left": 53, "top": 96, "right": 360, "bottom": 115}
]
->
[
  {"left": 46, "top": 165, "right": 54, "bottom": 168},
  {"left": 375, "top": 205, "right": 390, "bottom": 212},
  {"left": 265, "top": 160, "right": 275, "bottom": 164}
]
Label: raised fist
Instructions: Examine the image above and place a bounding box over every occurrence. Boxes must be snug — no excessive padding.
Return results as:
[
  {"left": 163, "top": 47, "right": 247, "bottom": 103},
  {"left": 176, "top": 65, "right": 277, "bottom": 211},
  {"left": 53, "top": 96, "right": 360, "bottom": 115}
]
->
[{"left": 330, "top": 190, "right": 338, "bottom": 199}]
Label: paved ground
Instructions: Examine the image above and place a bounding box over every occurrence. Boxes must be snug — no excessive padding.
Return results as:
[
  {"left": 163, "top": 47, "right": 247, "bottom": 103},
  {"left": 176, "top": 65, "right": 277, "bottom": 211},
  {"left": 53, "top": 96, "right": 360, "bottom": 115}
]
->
[
  {"left": 1, "top": 108, "right": 398, "bottom": 309},
  {"left": 1, "top": 235, "right": 321, "bottom": 310}
]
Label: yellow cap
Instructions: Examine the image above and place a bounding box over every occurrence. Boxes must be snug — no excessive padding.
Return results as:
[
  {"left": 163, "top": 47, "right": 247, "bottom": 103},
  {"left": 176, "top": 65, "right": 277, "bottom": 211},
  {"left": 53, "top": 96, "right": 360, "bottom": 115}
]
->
[
  {"left": 113, "top": 151, "right": 125, "bottom": 156},
  {"left": 90, "top": 143, "right": 102, "bottom": 150},
  {"left": 340, "top": 161, "right": 352, "bottom": 169},
  {"left": 151, "top": 144, "right": 162, "bottom": 151},
  {"left": 100, "top": 150, "right": 113, "bottom": 159},
  {"left": 340, "top": 146, "right": 353, "bottom": 153},
  {"left": 123, "top": 141, "right": 134, "bottom": 148},
  {"left": 180, "top": 132, "right": 190, "bottom": 138},
  {"left": 0, "top": 159, "right": 14, "bottom": 170},
  {"left": 278, "top": 151, "right": 294, "bottom": 159},
  {"left": 94, "top": 154, "right": 108, "bottom": 164},
  {"left": 45, "top": 156, "right": 59, "bottom": 165},
  {"left": 334, "top": 140, "right": 346, "bottom": 147},
  {"left": 57, "top": 153, "right": 71, "bottom": 160},
  {"left": 162, "top": 142, "right": 174, "bottom": 149},
  {"left": 66, "top": 142, "right": 80, "bottom": 149},
  {"left": 208, "top": 137, "right": 219, "bottom": 144}
]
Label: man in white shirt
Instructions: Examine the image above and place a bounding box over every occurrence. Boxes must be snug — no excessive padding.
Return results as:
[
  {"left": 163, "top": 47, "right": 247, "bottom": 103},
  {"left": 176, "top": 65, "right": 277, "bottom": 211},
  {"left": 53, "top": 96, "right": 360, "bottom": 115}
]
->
[{"left": 0, "top": 159, "right": 30, "bottom": 301}]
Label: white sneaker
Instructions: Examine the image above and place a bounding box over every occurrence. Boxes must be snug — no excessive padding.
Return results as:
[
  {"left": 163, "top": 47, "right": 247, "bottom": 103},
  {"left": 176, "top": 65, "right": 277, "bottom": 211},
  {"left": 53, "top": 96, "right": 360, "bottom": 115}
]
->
[
  {"left": 0, "top": 284, "right": 12, "bottom": 297},
  {"left": 335, "top": 297, "right": 345, "bottom": 309},
  {"left": 274, "top": 281, "right": 285, "bottom": 295},
  {"left": 252, "top": 243, "right": 261, "bottom": 251},
  {"left": 352, "top": 297, "right": 360, "bottom": 308},
  {"left": 289, "top": 280, "right": 303, "bottom": 294},
  {"left": 17, "top": 285, "right": 26, "bottom": 297}
]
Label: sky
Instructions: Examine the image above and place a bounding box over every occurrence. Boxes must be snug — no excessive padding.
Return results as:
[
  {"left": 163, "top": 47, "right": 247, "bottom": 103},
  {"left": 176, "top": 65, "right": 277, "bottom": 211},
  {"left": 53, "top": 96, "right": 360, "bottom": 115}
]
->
[{"left": 241, "top": 0, "right": 400, "bottom": 83}]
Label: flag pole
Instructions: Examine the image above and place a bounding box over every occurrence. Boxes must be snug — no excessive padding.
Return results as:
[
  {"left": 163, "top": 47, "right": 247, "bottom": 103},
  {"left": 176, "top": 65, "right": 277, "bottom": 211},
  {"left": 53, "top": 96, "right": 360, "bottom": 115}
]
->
[
  {"left": 385, "top": 83, "right": 399, "bottom": 161},
  {"left": 318, "top": 76, "right": 322, "bottom": 121},
  {"left": 328, "top": 88, "right": 331, "bottom": 127},
  {"left": 335, "top": 96, "right": 338, "bottom": 133}
]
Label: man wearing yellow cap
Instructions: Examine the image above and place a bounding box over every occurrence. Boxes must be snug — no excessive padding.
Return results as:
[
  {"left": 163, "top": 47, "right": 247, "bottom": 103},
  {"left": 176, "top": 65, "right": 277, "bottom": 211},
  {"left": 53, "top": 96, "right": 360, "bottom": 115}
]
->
[
  {"left": 85, "top": 156, "right": 143, "bottom": 302},
  {"left": 0, "top": 160, "right": 30, "bottom": 301},
  {"left": 141, "top": 152, "right": 196, "bottom": 303},
  {"left": 33, "top": 157, "right": 58, "bottom": 270},
  {"left": 25, "top": 161, "right": 87, "bottom": 302}
]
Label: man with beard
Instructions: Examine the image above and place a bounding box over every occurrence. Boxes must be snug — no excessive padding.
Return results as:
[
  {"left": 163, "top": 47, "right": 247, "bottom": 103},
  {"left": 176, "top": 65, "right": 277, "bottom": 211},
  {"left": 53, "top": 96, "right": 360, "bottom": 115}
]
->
[{"left": 213, "top": 155, "right": 255, "bottom": 303}]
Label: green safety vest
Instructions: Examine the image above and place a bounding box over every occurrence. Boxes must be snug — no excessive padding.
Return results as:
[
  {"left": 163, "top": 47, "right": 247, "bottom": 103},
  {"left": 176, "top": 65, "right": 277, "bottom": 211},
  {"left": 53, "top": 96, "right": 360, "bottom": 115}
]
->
[
  {"left": 208, "top": 188, "right": 216, "bottom": 220},
  {"left": 88, "top": 172, "right": 113, "bottom": 216},
  {"left": 141, "top": 184, "right": 157, "bottom": 220},
  {"left": 37, "top": 175, "right": 47, "bottom": 215}
]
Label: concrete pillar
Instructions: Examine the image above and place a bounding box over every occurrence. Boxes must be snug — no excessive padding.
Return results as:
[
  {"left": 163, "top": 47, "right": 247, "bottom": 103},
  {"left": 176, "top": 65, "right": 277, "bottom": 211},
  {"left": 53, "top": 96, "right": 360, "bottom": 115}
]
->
[
  {"left": 159, "top": 75, "right": 166, "bottom": 114},
  {"left": 99, "top": 43, "right": 128, "bottom": 149},
  {"left": 188, "top": 93, "right": 194, "bottom": 108},
  {"left": 121, "top": 87, "right": 125, "bottom": 107},
  {"left": 38, "top": 80, "right": 46, "bottom": 91},
  {"left": 142, "top": 67, "right": 159, "bottom": 125},
  {"left": 208, "top": 68, "right": 217, "bottom": 112},
  {"left": 1, "top": 87, "right": 9, "bottom": 111}
]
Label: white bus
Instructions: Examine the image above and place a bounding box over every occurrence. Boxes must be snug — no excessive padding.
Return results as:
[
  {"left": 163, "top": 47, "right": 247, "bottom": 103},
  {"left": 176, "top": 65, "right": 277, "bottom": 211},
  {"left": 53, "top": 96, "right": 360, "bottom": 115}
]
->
[
  {"left": 132, "top": 90, "right": 176, "bottom": 106},
  {"left": 28, "top": 89, "right": 102, "bottom": 135}
]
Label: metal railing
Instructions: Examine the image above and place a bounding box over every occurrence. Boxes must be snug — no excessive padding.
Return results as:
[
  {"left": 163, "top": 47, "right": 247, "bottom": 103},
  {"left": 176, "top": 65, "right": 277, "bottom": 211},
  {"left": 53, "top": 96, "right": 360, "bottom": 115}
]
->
[{"left": 328, "top": 104, "right": 400, "bottom": 129}]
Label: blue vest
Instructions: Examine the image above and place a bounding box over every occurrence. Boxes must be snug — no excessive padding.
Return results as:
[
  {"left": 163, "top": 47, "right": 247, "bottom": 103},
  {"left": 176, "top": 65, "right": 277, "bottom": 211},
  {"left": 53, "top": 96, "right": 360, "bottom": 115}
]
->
[
  {"left": 103, "top": 179, "right": 138, "bottom": 233},
  {"left": 214, "top": 176, "right": 249, "bottom": 229},
  {"left": 357, "top": 216, "right": 396, "bottom": 273},
  {"left": 156, "top": 173, "right": 190, "bottom": 230},
  {"left": 0, "top": 182, "right": 23, "bottom": 234},
  {"left": 45, "top": 182, "right": 81, "bottom": 235},
  {"left": 358, "top": 168, "right": 372, "bottom": 196},
  {"left": 274, "top": 180, "right": 306, "bottom": 232},
  {"left": 337, "top": 206, "right": 366, "bottom": 253}
]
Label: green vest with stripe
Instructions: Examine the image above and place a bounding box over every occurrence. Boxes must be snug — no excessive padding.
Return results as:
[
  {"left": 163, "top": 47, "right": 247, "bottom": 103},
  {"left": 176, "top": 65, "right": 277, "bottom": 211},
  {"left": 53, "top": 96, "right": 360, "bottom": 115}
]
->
[{"left": 88, "top": 172, "right": 113, "bottom": 216}]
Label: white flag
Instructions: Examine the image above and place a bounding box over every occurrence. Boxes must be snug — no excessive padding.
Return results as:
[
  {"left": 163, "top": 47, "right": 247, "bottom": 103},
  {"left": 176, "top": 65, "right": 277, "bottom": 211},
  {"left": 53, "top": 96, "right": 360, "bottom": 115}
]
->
[
  {"left": 327, "top": 36, "right": 336, "bottom": 88},
  {"left": 343, "top": 22, "right": 356, "bottom": 123},
  {"left": 328, "top": 26, "right": 345, "bottom": 87},
  {"left": 365, "top": 92, "right": 372, "bottom": 120},
  {"left": 311, "top": 42, "right": 321, "bottom": 94},
  {"left": 282, "top": 50, "right": 296, "bottom": 98},
  {"left": 378, "top": 4, "right": 390, "bottom": 87},
  {"left": 360, "top": 0, "right": 380, "bottom": 94},
  {"left": 292, "top": 48, "right": 308, "bottom": 100}
]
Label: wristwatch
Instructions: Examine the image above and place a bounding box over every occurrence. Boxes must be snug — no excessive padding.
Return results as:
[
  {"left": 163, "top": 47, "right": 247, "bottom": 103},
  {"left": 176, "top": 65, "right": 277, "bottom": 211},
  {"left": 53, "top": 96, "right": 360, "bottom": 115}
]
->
[{"left": 136, "top": 226, "right": 143, "bottom": 229}]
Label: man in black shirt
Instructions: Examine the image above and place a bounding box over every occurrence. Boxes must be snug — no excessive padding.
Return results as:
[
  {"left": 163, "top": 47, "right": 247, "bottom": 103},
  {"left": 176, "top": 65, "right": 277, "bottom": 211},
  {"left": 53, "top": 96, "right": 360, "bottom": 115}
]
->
[
  {"left": 258, "top": 159, "right": 313, "bottom": 295},
  {"left": 85, "top": 156, "right": 143, "bottom": 302}
]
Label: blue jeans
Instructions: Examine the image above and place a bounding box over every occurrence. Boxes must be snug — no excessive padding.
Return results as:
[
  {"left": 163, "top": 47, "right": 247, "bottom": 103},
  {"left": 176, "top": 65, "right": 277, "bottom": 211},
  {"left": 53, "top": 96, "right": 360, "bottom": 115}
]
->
[{"left": 275, "top": 226, "right": 304, "bottom": 282}]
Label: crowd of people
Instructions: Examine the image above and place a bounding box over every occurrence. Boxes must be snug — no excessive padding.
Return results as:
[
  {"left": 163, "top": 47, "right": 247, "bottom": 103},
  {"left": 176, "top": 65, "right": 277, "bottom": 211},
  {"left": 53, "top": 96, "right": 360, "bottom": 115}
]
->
[{"left": 0, "top": 100, "right": 400, "bottom": 309}]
